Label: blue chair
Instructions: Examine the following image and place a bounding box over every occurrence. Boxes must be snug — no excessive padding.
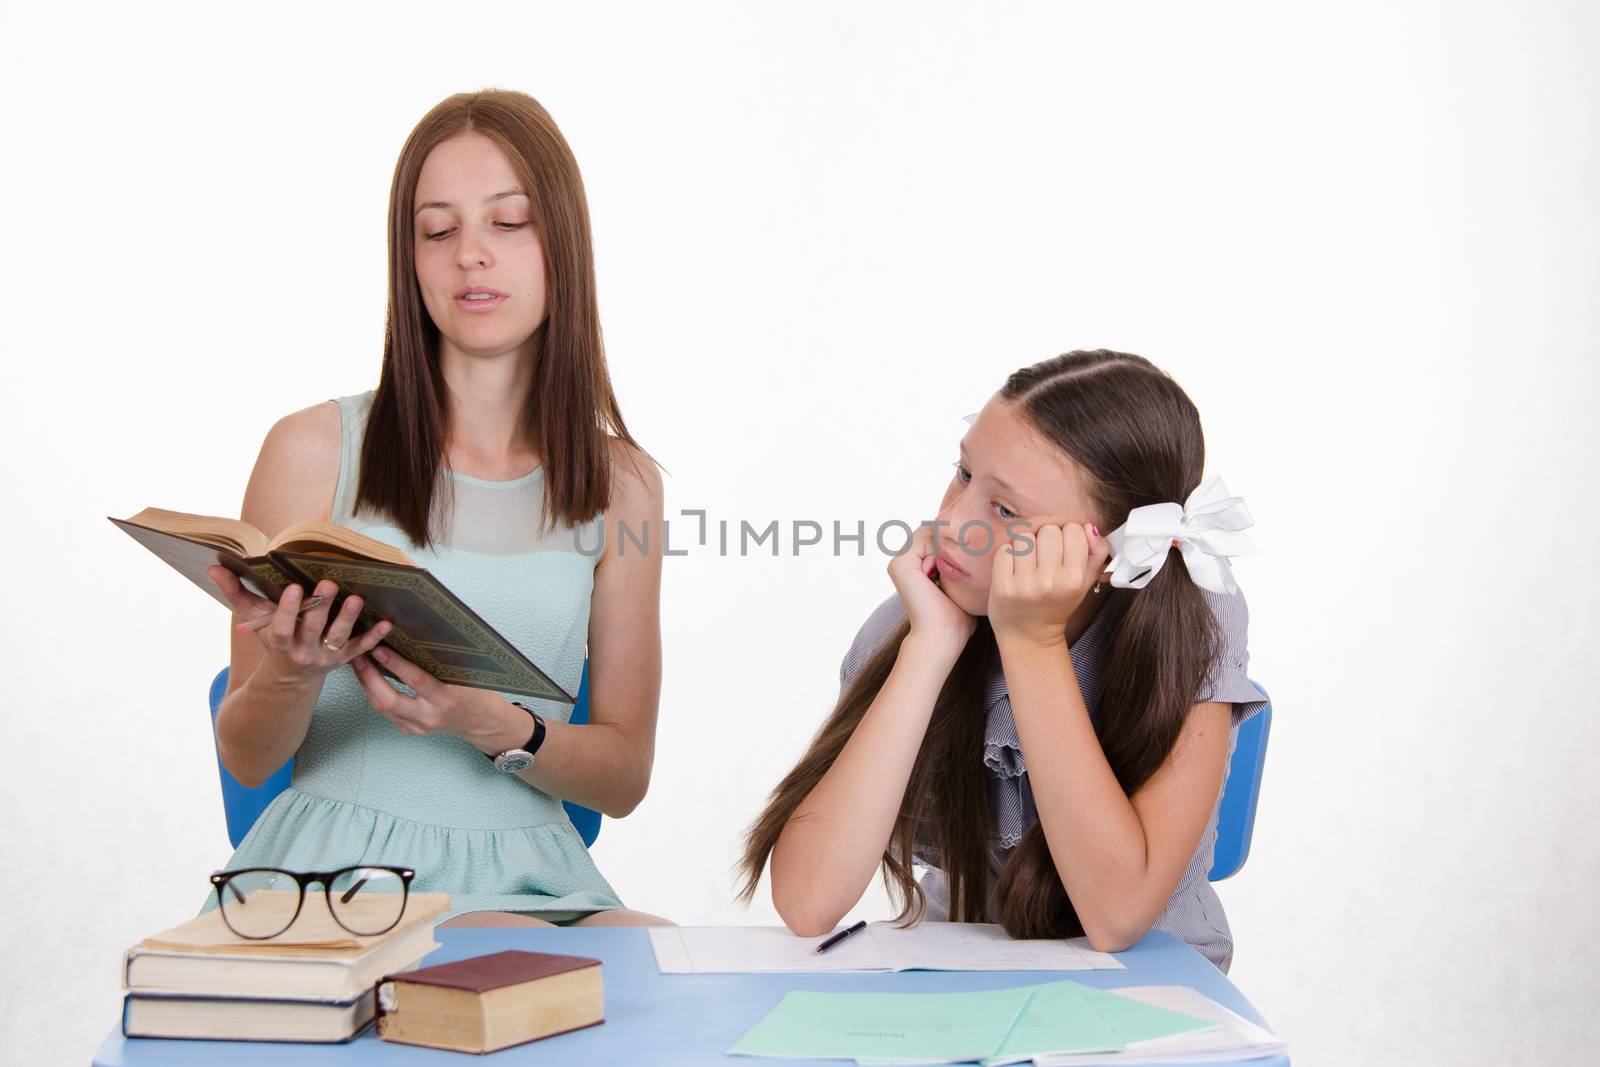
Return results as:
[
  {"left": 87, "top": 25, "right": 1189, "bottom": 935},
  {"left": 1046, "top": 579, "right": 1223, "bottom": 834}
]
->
[
  {"left": 1207, "top": 682, "right": 1272, "bottom": 881},
  {"left": 208, "top": 661, "right": 603, "bottom": 850}
]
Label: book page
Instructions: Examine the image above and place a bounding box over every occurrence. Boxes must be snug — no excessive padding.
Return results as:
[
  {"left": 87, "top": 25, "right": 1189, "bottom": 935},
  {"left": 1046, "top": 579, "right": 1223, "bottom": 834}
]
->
[
  {"left": 270, "top": 520, "right": 414, "bottom": 567},
  {"left": 117, "top": 507, "right": 269, "bottom": 557}
]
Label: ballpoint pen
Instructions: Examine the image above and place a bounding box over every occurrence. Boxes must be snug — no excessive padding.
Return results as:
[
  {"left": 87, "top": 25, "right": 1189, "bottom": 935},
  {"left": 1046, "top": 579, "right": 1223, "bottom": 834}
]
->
[
  {"left": 815, "top": 920, "right": 867, "bottom": 955},
  {"left": 233, "top": 595, "right": 328, "bottom": 633}
]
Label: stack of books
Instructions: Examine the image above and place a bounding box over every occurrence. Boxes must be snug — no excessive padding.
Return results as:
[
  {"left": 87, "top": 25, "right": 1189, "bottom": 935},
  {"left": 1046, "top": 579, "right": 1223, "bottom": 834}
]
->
[{"left": 121, "top": 892, "right": 449, "bottom": 1042}]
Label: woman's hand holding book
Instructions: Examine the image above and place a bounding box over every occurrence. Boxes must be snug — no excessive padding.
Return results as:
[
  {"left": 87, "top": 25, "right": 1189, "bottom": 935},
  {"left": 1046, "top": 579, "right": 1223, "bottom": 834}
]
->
[
  {"left": 207, "top": 566, "right": 394, "bottom": 682},
  {"left": 347, "top": 642, "right": 525, "bottom": 752}
]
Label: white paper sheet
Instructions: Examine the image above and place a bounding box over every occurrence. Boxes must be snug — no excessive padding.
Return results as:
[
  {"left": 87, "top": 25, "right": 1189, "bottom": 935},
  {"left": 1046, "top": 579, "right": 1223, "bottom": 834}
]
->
[
  {"left": 869, "top": 922, "right": 1124, "bottom": 972},
  {"left": 1031, "top": 985, "right": 1284, "bottom": 1066},
  {"left": 648, "top": 923, "right": 1126, "bottom": 974}
]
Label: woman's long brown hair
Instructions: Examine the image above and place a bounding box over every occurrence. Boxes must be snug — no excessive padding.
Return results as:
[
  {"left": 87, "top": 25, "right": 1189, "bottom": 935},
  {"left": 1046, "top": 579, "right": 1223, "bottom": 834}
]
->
[
  {"left": 356, "top": 89, "right": 643, "bottom": 545},
  {"left": 737, "top": 350, "right": 1221, "bottom": 938}
]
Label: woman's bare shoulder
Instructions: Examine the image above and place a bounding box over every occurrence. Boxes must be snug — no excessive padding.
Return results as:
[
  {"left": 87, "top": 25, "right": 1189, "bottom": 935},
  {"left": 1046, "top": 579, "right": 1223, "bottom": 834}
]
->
[
  {"left": 607, "top": 435, "right": 663, "bottom": 512},
  {"left": 243, "top": 400, "right": 344, "bottom": 532},
  {"left": 266, "top": 400, "right": 342, "bottom": 453}
]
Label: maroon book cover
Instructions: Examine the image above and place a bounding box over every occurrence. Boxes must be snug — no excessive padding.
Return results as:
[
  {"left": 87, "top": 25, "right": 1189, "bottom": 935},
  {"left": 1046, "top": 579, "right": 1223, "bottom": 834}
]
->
[{"left": 381, "top": 950, "right": 600, "bottom": 993}]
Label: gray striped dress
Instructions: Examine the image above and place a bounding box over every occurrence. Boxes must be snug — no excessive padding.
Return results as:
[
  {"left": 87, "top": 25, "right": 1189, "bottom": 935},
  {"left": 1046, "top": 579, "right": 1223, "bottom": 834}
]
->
[{"left": 837, "top": 587, "right": 1266, "bottom": 973}]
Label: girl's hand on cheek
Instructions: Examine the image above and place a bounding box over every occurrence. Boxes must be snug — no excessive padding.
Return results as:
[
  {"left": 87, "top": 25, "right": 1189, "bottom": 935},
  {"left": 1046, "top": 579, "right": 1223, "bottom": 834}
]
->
[
  {"left": 989, "top": 519, "right": 1112, "bottom": 649},
  {"left": 887, "top": 522, "right": 976, "bottom": 657}
]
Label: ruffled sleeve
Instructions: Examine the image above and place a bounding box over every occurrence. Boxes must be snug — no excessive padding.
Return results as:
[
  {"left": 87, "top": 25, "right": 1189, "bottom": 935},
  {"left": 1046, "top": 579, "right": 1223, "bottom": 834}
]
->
[{"left": 1196, "top": 588, "right": 1268, "bottom": 727}]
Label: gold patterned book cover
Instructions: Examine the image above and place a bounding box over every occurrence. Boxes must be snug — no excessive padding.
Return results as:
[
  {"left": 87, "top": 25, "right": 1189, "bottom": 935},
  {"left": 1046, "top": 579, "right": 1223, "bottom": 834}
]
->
[{"left": 109, "top": 508, "right": 575, "bottom": 704}]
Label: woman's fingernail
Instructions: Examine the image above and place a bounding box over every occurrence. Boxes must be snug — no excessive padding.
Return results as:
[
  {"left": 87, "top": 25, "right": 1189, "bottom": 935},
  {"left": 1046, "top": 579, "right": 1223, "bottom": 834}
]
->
[
  {"left": 373, "top": 648, "right": 388, "bottom": 663},
  {"left": 1089, "top": 524, "right": 1100, "bottom": 538}
]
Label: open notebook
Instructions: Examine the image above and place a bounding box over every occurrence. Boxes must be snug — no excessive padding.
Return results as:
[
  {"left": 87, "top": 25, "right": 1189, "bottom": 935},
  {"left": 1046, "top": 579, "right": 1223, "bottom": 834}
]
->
[{"left": 649, "top": 922, "right": 1125, "bottom": 974}]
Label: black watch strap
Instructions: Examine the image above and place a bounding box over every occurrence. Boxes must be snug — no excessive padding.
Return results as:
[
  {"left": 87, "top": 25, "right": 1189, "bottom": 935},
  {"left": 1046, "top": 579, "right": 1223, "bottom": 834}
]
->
[
  {"left": 513, "top": 702, "right": 547, "bottom": 756},
  {"left": 485, "top": 701, "right": 546, "bottom": 761}
]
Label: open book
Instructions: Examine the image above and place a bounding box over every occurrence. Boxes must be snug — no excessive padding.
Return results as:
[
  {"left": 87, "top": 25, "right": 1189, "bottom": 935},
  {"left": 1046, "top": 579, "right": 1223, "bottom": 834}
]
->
[
  {"left": 649, "top": 922, "right": 1125, "bottom": 974},
  {"left": 110, "top": 507, "right": 573, "bottom": 703}
]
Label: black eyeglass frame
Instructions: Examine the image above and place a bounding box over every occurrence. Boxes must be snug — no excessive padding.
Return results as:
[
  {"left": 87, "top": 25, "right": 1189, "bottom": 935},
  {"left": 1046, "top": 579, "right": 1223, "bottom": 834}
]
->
[{"left": 209, "top": 865, "right": 417, "bottom": 940}]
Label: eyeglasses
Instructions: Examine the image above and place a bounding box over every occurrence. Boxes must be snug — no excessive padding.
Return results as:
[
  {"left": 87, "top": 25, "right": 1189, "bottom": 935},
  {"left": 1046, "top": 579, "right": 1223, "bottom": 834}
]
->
[{"left": 209, "top": 865, "right": 416, "bottom": 940}]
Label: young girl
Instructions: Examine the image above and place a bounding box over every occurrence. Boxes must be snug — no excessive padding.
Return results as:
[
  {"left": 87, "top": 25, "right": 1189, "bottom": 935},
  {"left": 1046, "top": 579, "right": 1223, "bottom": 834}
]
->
[
  {"left": 739, "top": 350, "right": 1264, "bottom": 971},
  {"left": 204, "top": 90, "right": 667, "bottom": 928}
]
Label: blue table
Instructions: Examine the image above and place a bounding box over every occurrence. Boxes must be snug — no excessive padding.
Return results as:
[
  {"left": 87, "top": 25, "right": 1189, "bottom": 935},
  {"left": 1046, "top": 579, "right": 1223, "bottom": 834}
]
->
[{"left": 93, "top": 927, "right": 1288, "bottom": 1065}]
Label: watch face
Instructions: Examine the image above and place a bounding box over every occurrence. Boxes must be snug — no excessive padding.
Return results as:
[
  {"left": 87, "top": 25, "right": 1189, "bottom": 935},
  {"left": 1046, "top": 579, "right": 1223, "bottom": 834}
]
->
[{"left": 494, "top": 750, "right": 534, "bottom": 773}]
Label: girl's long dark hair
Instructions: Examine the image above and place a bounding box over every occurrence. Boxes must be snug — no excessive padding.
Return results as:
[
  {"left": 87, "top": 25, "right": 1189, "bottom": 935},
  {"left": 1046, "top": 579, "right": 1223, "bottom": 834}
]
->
[
  {"left": 737, "top": 350, "right": 1221, "bottom": 938},
  {"left": 358, "top": 89, "right": 644, "bottom": 546}
]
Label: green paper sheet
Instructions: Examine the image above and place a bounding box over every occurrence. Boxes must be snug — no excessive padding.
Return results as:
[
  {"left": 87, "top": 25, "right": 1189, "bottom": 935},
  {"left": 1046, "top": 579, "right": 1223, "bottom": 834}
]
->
[
  {"left": 727, "top": 987, "right": 1035, "bottom": 1062},
  {"left": 983, "top": 981, "right": 1217, "bottom": 1065}
]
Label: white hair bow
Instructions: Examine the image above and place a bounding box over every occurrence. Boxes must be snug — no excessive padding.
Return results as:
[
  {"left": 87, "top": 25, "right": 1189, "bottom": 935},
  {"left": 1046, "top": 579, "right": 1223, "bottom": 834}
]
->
[{"left": 1105, "top": 476, "right": 1255, "bottom": 596}]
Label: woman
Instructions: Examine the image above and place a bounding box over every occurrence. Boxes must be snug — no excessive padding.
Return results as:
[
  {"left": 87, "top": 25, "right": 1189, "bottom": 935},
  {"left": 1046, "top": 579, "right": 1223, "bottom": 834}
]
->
[
  {"left": 205, "top": 89, "right": 666, "bottom": 927},
  {"left": 739, "top": 350, "right": 1264, "bottom": 970}
]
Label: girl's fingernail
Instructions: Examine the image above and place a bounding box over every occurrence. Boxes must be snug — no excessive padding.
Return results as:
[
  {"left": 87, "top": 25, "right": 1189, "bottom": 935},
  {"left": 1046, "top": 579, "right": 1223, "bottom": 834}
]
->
[
  {"left": 1090, "top": 524, "right": 1100, "bottom": 538},
  {"left": 372, "top": 648, "right": 388, "bottom": 663}
]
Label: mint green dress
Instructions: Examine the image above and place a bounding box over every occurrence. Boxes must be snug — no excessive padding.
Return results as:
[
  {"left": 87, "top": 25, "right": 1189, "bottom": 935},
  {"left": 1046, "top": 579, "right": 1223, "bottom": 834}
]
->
[{"left": 215, "top": 390, "right": 625, "bottom": 923}]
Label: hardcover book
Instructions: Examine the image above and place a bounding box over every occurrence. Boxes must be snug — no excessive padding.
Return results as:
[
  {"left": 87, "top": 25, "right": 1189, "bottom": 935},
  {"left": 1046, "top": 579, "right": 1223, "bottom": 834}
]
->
[
  {"left": 124, "top": 911, "right": 442, "bottom": 1000},
  {"left": 110, "top": 507, "right": 573, "bottom": 703},
  {"left": 375, "top": 949, "right": 604, "bottom": 1054},
  {"left": 122, "top": 990, "right": 377, "bottom": 1043}
]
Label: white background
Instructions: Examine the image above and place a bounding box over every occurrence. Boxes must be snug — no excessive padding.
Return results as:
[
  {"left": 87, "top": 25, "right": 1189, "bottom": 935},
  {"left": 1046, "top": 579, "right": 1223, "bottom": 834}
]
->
[{"left": 2, "top": 2, "right": 1595, "bottom": 1064}]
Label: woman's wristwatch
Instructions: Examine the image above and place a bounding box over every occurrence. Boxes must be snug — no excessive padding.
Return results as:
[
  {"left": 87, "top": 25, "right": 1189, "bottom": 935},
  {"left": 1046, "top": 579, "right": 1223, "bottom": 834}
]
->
[{"left": 486, "top": 700, "right": 547, "bottom": 773}]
